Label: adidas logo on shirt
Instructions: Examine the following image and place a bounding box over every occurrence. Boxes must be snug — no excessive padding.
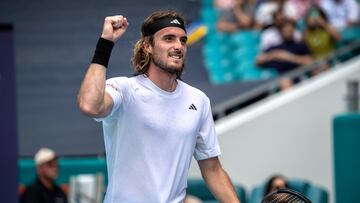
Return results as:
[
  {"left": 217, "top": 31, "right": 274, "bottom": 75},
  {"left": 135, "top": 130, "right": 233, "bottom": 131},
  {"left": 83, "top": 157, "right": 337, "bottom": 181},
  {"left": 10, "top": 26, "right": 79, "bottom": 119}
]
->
[
  {"left": 170, "top": 19, "right": 181, "bottom": 25},
  {"left": 189, "top": 104, "right": 197, "bottom": 111}
]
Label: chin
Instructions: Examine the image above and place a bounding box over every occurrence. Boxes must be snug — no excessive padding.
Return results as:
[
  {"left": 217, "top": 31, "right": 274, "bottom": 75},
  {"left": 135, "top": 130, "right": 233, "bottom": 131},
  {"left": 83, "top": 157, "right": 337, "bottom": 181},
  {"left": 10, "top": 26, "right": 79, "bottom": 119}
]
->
[{"left": 168, "top": 63, "right": 183, "bottom": 70}]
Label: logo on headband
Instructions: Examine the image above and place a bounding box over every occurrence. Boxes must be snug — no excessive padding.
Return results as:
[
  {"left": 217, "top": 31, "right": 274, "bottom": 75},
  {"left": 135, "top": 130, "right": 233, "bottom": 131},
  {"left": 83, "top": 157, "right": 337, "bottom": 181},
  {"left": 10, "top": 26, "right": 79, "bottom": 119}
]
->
[
  {"left": 170, "top": 19, "right": 181, "bottom": 25},
  {"left": 142, "top": 17, "right": 187, "bottom": 36}
]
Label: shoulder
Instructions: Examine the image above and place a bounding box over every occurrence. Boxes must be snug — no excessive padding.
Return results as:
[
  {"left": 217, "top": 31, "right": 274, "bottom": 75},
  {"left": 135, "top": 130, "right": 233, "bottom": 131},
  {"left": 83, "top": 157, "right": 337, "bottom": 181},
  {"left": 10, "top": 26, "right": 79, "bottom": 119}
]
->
[
  {"left": 106, "top": 76, "right": 139, "bottom": 90},
  {"left": 24, "top": 180, "right": 41, "bottom": 191},
  {"left": 262, "top": 28, "right": 280, "bottom": 40},
  {"left": 179, "top": 81, "right": 210, "bottom": 104},
  {"left": 21, "top": 181, "right": 42, "bottom": 198},
  {"left": 106, "top": 76, "right": 131, "bottom": 85}
]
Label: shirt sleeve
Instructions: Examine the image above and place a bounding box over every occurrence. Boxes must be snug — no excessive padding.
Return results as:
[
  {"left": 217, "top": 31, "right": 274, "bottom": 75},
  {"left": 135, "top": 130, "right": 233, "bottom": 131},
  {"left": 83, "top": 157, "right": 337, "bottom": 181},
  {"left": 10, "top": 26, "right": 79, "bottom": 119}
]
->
[
  {"left": 346, "top": 0, "right": 360, "bottom": 22},
  {"left": 193, "top": 97, "right": 221, "bottom": 160},
  {"left": 94, "top": 77, "right": 129, "bottom": 122}
]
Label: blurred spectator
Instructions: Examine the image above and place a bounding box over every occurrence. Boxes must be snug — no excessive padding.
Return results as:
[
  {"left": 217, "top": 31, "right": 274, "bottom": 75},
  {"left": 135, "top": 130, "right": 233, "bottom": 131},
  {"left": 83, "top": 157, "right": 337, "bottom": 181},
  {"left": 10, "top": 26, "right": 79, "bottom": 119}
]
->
[
  {"left": 288, "top": 0, "right": 317, "bottom": 20},
  {"left": 304, "top": 6, "right": 341, "bottom": 59},
  {"left": 255, "top": 0, "right": 298, "bottom": 29},
  {"left": 21, "top": 148, "right": 68, "bottom": 203},
  {"left": 256, "top": 19, "right": 313, "bottom": 89},
  {"left": 263, "top": 174, "right": 289, "bottom": 196},
  {"left": 320, "top": 0, "right": 360, "bottom": 30},
  {"left": 260, "top": 10, "right": 302, "bottom": 51},
  {"left": 216, "top": 0, "right": 256, "bottom": 32}
]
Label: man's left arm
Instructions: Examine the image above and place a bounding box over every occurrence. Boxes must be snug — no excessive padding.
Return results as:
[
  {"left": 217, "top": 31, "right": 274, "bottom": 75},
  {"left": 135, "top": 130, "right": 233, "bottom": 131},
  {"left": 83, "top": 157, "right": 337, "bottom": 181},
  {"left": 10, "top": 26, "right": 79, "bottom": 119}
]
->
[
  {"left": 271, "top": 49, "right": 313, "bottom": 65},
  {"left": 198, "top": 157, "right": 241, "bottom": 203}
]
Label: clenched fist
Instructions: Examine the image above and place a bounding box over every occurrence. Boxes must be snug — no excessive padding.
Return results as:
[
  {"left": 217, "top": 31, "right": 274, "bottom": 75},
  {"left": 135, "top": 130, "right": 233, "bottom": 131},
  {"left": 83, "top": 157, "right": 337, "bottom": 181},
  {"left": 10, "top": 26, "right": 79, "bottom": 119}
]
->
[{"left": 101, "top": 15, "right": 129, "bottom": 42}]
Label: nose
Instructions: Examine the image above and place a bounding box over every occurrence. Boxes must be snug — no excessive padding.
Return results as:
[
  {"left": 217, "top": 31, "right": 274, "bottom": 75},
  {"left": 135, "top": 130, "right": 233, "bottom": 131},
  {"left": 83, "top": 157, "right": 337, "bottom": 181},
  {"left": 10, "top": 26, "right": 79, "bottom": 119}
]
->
[{"left": 174, "top": 39, "right": 185, "bottom": 51}]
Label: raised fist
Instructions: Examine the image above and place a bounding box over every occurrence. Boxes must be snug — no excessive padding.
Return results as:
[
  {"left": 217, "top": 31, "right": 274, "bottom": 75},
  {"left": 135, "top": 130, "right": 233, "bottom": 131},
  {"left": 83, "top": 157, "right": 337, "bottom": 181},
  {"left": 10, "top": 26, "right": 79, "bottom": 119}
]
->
[{"left": 101, "top": 15, "right": 129, "bottom": 42}]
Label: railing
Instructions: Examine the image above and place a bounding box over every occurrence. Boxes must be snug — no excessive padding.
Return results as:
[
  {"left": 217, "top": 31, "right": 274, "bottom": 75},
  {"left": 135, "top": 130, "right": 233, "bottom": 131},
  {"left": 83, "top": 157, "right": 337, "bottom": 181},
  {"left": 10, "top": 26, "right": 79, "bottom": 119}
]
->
[{"left": 212, "top": 39, "right": 360, "bottom": 120}]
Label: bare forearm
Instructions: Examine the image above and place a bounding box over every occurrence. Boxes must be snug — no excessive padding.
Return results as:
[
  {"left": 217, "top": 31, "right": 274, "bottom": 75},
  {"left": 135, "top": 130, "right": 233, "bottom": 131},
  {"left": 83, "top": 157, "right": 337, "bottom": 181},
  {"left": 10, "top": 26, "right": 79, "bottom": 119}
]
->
[
  {"left": 256, "top": 53, "right": 271, "bottom": 66},
  {"left": 271, "top": 50, "right": 313, "bottom": 65},
  {"left": 323, "top": 24, "right": 341, "bottom": 41},
  {"left": 78, "top": 64, "right": 109, "bottom": 117},
  {"left": 199, "top": 157, "right": 240, "bottom": 203},
  {"left": 203, "top": 168, "right": 240, "bottom": 203},
  {"left": 287, "top": 54, "right": 313, "bottom": 65},
  {"left": 78, "top": 15, "right": 128, "bottom": 117},
  {"left": 233, "top": 8, "right": 252, "bottom": 27}
]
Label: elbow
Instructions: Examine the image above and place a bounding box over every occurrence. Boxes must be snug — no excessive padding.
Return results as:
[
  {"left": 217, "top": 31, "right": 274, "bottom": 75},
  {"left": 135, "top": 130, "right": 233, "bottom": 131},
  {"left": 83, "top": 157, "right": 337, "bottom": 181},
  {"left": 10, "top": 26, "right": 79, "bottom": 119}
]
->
[
  {"left": 256, "top": 56, "right": 265, "bottom": 66},
  {"left": 79, "top": 103, "right": 98, "bottom": 117},
  {"left": 77, "top": 97, "right": 104, "bottom": 118},
  {"left": 256, "top": 59, "right": 262, "bottom": 66},
  {"left": 242, "top": 18, "right": 252, "bottom": 28}
]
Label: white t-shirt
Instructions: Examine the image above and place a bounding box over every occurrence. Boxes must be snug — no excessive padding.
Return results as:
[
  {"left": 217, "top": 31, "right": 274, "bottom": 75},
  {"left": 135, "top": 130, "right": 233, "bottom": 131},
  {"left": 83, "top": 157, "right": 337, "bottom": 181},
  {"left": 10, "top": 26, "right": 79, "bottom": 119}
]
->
[
  {"left": 255, "top": 1, "right": 298, "bottom": 26},
  {"left": 260, "top": 27, "right": 303, "bottom": 51},
  {"left": 320, "top": 0, "right": 360, "bottom": 31},
  {"left": 96, "top": 75, "right": 221, "bottom": 203}
]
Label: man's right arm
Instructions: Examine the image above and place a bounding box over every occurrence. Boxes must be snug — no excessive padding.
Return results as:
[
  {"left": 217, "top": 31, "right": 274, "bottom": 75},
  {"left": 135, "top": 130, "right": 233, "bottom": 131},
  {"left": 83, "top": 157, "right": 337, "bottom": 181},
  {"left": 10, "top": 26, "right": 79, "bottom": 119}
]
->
[
  {"left": 77, "top": 15, "right": 128, "bottom": 118},
  {"left": 78, "top": 63, "right": 113, "bottom": 118}
]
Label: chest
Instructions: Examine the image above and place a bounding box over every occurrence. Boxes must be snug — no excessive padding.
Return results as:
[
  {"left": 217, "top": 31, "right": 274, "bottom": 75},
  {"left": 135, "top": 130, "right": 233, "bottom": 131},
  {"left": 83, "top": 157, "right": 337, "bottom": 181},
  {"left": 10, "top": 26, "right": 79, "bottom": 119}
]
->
[
  {"left": 123, "top": 89, "right": 202, "bottom": 138},
  {"left": 307, "top": 30, "right": 332, "bottom": 48}
]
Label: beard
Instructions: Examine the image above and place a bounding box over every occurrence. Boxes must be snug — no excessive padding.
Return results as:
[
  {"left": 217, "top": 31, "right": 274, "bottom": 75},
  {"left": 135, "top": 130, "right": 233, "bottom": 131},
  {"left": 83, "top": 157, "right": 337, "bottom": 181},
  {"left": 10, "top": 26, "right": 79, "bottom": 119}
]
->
[{"left": 151, "top": 54, "right": 185, "bottom": 76}]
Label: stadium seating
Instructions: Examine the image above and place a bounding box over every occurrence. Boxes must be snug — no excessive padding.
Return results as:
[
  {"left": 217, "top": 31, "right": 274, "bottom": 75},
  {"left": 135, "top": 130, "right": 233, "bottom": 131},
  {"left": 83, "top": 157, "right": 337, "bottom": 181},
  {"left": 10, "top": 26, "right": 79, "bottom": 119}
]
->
[
  {"left": 339, "top": 25, "right": 360, "bottom": 45},
  {"left": 200, "top": 2, "right": 276, "bottom": 84},
  {"left": 335, "top": 25, "right": 360, "bottom": 62},
  {"left": 20, "top": 158, "right": 330, "bottom": 203},
  {"left": 248, "top": 179, "right": 328, "bottom": 203},
  {"left": 18, "top": 157, "right": 107, "bottom": 187}
]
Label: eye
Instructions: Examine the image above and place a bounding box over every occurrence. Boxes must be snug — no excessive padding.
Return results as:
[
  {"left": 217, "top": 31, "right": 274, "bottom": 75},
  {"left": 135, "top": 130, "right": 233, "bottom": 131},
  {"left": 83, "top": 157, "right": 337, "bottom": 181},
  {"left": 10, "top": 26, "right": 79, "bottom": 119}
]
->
[
  {"left": 163, "top": 36, "right": 174, "bottom": 41},
  {"left": 180, "top": 37, "right": 188, "bottom": 44}
]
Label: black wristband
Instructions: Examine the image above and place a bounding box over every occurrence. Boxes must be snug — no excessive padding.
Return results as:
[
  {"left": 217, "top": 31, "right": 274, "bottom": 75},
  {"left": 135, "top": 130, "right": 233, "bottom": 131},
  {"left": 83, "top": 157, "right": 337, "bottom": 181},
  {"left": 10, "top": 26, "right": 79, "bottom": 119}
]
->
[{"left": 91, "top": 37, "right": 115, "bottom": 68}]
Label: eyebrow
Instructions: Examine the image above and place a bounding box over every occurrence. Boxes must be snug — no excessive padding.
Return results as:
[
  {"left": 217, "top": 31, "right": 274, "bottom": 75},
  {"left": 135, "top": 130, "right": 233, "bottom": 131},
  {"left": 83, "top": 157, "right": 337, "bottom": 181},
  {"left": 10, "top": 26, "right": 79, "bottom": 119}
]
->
[{"left": 162, "top": 34, "right": 188, "bottom": 41}]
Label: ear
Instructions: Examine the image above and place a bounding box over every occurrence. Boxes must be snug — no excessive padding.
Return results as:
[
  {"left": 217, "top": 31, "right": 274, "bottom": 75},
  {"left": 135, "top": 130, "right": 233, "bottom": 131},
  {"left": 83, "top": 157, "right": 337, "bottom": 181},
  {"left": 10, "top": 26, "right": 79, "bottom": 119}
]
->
[{"left": 144, "top": 40, "right": 153, "bottom": 54}]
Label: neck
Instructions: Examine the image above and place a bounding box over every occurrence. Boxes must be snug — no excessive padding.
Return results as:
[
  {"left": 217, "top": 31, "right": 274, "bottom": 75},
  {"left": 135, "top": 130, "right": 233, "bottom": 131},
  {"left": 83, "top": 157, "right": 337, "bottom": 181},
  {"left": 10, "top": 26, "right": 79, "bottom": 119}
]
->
[
  {"left": 147, "top": 64, "right": 178, "bottom": 92},
  {"left": 39, "top": 176, "right": 54, "bottom": 190}
]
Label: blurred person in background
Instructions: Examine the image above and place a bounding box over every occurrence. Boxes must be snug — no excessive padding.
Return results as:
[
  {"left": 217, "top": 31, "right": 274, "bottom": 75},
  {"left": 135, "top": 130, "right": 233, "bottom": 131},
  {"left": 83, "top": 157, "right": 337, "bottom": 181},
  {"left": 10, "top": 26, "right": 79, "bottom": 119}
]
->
[
  {"left": 78, "top": 10, "right": 240, "bottom": 203},
  {"left": 303, "top": 6, "right": 341, "bottom": 59},
  {"left": 21, "top": 148, "right": 67, "bottom": 203},
  {"left": 254, "top": 0, "right": 298, "bottom": 29},
  {"left": 260, "top": 9, "right": 302, "bottom": 51},
  {"left": 215, "top": 0, "right": 256, "bottom": 32},
  {"left": 256, "top": 19, "right": 313, "bottom": 90},
  {"left": 288, "top": 0, "right": 319, "bottom": 21},
  {"left": 263, "top": 174, "right": 289, "bottom": 196},
  {"left": 320, "top": 0, "right": 360, "bottom": 30}
]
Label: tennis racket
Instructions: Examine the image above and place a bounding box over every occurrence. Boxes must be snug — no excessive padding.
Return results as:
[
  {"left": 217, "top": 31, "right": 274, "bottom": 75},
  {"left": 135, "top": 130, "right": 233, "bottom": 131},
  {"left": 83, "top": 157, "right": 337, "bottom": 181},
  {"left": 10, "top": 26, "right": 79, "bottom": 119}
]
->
[{"left": 261, "top": 188, "right": 312, "bottom": 203}]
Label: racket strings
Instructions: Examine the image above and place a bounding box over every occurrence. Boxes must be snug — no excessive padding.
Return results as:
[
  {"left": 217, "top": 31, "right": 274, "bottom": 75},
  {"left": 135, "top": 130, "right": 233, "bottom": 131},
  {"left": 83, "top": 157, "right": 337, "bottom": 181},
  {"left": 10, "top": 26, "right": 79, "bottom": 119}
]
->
[{"left": 263, "top": 192, "right": 306, "bottom": 203}]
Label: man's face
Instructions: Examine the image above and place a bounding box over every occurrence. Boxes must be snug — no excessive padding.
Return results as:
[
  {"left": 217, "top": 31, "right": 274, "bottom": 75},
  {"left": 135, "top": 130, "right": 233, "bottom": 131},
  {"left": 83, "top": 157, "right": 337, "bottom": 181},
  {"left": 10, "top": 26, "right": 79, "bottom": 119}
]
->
[
  {"left": 39, "top": 159, "right": 59, "bottom": 181},
  {"left": 148, "top": 27, "right": 187, "bottom": 75},
  {"left": 281, "top": 23, "right": 295, "bottom": 42}
]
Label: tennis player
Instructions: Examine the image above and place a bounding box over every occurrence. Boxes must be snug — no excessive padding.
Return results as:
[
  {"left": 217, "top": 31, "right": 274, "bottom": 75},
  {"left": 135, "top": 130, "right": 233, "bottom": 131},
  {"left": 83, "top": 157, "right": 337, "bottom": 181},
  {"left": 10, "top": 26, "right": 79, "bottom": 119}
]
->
[{"left": 78, "top": 10, "right": 240, "bottom": 203}]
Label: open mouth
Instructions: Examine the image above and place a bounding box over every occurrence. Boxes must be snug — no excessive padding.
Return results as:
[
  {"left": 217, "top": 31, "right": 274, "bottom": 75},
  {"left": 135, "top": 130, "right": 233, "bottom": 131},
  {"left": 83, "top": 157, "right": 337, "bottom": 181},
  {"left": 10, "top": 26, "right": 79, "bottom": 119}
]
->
[{"left": 169, "top": 52, "right": 183, "bottom": 60}]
